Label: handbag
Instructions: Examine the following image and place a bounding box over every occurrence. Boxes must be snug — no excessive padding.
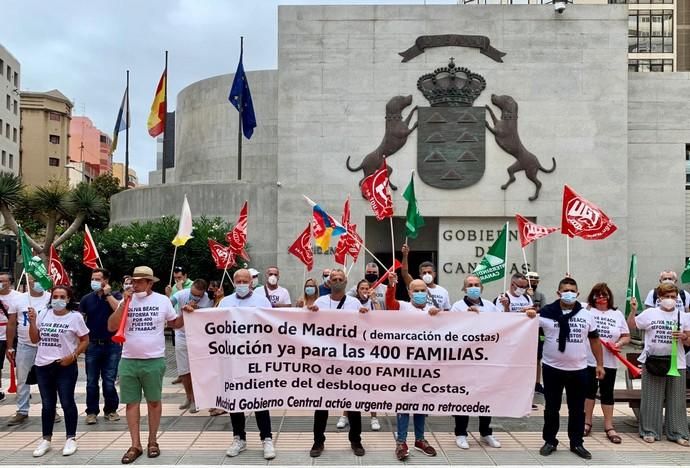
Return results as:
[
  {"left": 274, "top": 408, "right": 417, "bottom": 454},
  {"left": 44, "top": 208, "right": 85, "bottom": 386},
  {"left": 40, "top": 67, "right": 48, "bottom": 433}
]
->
[
  {"left": 645, "top": 355, "right": 671, "bottom": 376},
  {"left": 25, "top": 365, "right": 38, "bottom": 385}
]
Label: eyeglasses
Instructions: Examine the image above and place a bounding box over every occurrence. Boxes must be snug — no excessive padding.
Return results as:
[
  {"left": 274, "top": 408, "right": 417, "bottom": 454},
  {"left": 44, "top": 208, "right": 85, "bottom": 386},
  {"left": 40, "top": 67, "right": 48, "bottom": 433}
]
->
[{"left": 173, "top": 266, "right": 185, "bottom": 273}]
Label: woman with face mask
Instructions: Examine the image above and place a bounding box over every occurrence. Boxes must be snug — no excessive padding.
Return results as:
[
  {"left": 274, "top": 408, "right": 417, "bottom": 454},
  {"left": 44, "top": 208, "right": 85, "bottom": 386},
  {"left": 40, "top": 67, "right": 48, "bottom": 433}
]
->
[
  {"left": 627, "top": 283, "right": 690, "bottom": 446},
  {"left": 582, "top": 283, "right": 629, "bottom": 444},
  {"left": 29, "top": 285, "right": 89, "bottom": 458},
  {"left": 295, "top": 279, "right": 319, "bottom": 308}
]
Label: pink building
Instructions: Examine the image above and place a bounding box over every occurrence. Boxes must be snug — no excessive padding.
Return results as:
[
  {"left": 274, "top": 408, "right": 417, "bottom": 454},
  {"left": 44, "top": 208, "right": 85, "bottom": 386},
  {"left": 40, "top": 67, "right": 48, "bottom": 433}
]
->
[{"left": 68, "top": 116, "right": 112, "bottom": 175}]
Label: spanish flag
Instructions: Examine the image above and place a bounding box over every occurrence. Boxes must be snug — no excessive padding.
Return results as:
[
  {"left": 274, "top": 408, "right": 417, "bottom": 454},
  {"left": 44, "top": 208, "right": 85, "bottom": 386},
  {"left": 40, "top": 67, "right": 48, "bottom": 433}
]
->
[{"left": 147, "top": 68, "right": 166, "bottom": 137}]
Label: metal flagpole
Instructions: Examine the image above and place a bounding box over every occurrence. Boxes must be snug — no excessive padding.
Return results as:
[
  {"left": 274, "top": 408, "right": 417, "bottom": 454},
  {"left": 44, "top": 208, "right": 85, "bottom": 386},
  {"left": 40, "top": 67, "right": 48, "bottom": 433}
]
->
[
  {"left": 168, "top": 246, "right": 178, "bottom": 286},
  {"left": 566, "top": 236, "right": 570, "bottom": 277},
  {"left": 162, "top": 51, "right": 168, "bottom": 184},
  {"left": 502, "top": 222, "right": 509, "bottom": 295},
  {"left": 237, "top": 36, "right": 244, "bottom": 181},
  {"left": 522, "top": 247, "right": 532, "bottom": 289},
  {"left": 124, "top": 70, "right": 130, "bottom": 189}
]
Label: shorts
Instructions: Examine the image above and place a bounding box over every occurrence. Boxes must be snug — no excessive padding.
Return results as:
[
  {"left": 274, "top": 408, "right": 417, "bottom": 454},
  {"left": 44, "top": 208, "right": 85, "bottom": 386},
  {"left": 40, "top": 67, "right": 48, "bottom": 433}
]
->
[
  {"left": 0, "top": 340, "right": 6, "bottom": 370},
  {"left": 175, "top": 337, "right": 190, "bottom": 375},
  {"left": 118, "top": 357, "right": 166, "bottom": 404}
]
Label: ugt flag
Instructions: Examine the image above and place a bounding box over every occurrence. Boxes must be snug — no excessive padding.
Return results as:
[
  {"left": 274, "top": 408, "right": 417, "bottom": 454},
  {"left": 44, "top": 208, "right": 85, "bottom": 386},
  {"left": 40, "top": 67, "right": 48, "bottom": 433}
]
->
[
  {"left": 473, "top": 223, "right": 508, "bottom": 284},
  {"left": 361, "top": 162, "right": 393, "bottom": 221},
  {"left": 561, "top": 185, "right": 617, "bottom": 240}
]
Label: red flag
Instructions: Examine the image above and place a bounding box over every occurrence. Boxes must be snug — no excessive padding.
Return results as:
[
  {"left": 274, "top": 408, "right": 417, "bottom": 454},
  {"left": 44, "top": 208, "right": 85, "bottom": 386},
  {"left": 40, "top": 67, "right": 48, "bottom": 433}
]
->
[
  {"left": 208, "top": 240, "right": 235, "bottom": 270},
  {"left": 334, "top": 198, "right": 351, "bottom": 265},
  {"left": 226, "top": 201, "right": 250, "bottom": 260},
  {"left": 49, "top": 244, "right": 70, "bottom": 285},
  {"left": 361, "top": 162, "right": 393, "bottom": 221},
  {"left": 515, "top": 214, "right": 559, "bottom": 248},
  {"left": 288, "top": 224, "right": 314, "bottom": 271},
  {"left": 561, "top": 185, "right": 617, "bottom": 240},
  {"left": 82, "top": 224, "right": 100, "bottom": 269},
  {"left": 369, "top": 259, "right": 402, "bottom": 290},
  {"left": 346, "top": 224, "right": 362, "bottom": 263}
]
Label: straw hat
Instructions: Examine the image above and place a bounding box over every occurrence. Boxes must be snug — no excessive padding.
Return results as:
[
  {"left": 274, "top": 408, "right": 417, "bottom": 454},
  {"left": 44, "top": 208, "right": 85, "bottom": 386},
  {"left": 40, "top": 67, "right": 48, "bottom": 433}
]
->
[{"left": 131, "top": 266, "right": 159, "bottom": 282}]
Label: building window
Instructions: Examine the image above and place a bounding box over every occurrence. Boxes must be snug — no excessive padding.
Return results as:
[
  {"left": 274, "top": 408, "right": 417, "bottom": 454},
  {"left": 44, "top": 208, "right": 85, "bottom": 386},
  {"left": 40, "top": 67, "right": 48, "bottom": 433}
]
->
[
  {"left": 5, "top": 95, "right": 9, "bottom": 110},
  {"left": 48, "top": 157, "right": 60, "bottom": 167},
  {"left": 49, "top": 112, "right": 61, "bottom": 121},
  {"left": 629, "top": 10, "right": 673, "bottom": 54},
  {"left": 628, "top": 58, "right": 673, "bottom": 71},
  {"left": 1, "top": 151, "right": 5, "bottom": 166},
  {"left": 5, "top": 65, "right": 10, "bottom": 82},
  {"left": 12, "top": 127, "right": 16, "bottom": 142},
  {"left": 13, "top": 100, "right": 17, "bottom": 115},
  {"left": 49, "top": 134, "right": 60, "bottom": 144},
  {"left": 0, "top": 59, "right": 3, "bottom": 76},
  {"left": 8, "top": 154, "right": 13, "bottom": 169},
  {"left": 619, "top": 0, "right": 674, "bottom": 3},
  {"left": 13, "top": 72, "right": 18, "bottom": 87},
  {"left": 5, "top": 123, "right": 9, "bottom": 138},
  {"left": 99, "top": 134, "right": 108, "bottom": 144},
  {"left": 686, "top": 144, "right": 690, "bottom": 188}
]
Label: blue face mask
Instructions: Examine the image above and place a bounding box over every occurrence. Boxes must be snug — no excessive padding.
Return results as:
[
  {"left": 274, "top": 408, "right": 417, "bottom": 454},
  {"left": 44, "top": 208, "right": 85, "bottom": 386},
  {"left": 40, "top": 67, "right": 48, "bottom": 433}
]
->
[
  {"left": 190, "top": 294, "right": 203, "bottom": 302},
  {"left": 305, "top": 286, "right": 316, "bottom": 296},
  {"left": 90, "top": 280, "right": 102, "bottom": 292},
  {"left": 560, "top": 291, "right": 578, "bottom": 305},
  {"left": 32, "top": 283, "right": 44, "bottom": 293},
  {"left": 412, "top": 292, "right": 428, "bottom": 306},
  {"left": 466, "top": 287, "right": 481, "bottom": 300},
  {"left": 52, "top": 299, "right": 67, "bottom": 310},
  {"left": 235, "top": 284, "right": 250, "bottom": 298}
]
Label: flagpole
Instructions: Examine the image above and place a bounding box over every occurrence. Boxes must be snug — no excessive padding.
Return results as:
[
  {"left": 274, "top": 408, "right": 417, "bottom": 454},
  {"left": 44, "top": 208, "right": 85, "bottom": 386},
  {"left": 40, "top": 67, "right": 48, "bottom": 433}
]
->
[
  {"left": 237, "top": 36, "right": 243, "bottom": 181},
  {"left": 161, "top": 50, "right": 168, "bottom": 184},
  {"left": 168, "top": 246, "right": 178, "bottom": 286},
  {"left": 502, "top": 222, "right": 509, "bottom": 295},
  {"left": 124, "top": 69, "right": 130, "bottom": 189},
  {"left": 566, "top": 236, "right": 570, "bottom": 277},
  {"left": 522, "top": 247, "right": 532, "bottom": 289},
  {"left": 389, "top": 217, "right": 396, "bottom": 268},
  {"left": 347, "top": 230, "right": 389, "bottom": 274},
  {"left": 15, "top": 269, "right": 25, "bottom": 291}
]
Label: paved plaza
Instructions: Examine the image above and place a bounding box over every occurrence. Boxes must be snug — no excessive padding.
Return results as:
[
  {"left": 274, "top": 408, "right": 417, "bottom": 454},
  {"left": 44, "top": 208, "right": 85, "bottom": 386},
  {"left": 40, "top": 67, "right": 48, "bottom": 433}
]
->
[{"left": 0, "top": 343, "right": 687, "bottom": 466}]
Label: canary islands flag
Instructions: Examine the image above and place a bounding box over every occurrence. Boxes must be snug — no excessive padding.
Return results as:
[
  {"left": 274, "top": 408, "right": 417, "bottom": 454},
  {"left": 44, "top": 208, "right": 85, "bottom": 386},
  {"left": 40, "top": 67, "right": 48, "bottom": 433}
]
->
[
  {"left": 303, "top": 196, "right": 346, "bottom": 251},
  {"left": 110, "top": 86, "right": 129, "bottom": 155}
]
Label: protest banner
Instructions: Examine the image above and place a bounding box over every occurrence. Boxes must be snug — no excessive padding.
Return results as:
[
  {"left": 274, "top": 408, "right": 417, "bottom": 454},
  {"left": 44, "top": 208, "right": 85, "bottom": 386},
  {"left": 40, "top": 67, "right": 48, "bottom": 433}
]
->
[{"left": 186, "top": 307, "right": 538, "bottom": 417}]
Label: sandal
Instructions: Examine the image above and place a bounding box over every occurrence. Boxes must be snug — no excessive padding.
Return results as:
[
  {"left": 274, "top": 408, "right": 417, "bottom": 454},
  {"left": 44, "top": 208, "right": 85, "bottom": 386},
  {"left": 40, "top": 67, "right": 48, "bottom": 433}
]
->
[
  {"left": 605, "top": 428, "right": 622, "bottom": 444},
  {"left": 674, "top": 438, "right": 690, "bottom": 447},
  {"left": 642, "top": 435, "right": 655, "bottom": 444},
  {"left": 147, "top": 442, "right": 160, "bottom": 458},
  {"left": 584, "top": 423, "right": 592, "bottom": 437},
  {"left": 121, "top": 446, "right": 143, "bottom": 464}
]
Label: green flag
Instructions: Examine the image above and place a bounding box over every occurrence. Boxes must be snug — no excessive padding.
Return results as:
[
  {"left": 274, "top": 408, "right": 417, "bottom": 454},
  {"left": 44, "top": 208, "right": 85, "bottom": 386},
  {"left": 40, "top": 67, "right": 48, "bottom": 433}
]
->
[
  {"left": 474, "top": 224, "right": 507, "bottom": 284},
  {"left": 18, "top": 227, "right": 53, "bottom": 290},
  {"left": 681, "top": 258, "right": 690, "bottom": 284},
  {"left": 403, "top": 174, "right": 425, "bottom": 239},
  {"left": 625, "top": 253, "right": 643, "bottom": 318}
]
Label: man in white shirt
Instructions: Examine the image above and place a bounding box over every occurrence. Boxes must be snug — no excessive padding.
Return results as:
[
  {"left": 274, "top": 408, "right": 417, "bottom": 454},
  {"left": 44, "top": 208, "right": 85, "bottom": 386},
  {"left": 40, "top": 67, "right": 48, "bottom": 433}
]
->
[
  {"left": 218, "top": 269, "right": 276, "bottom": 460},
  {"left": 107, "top": 266, "right": 178, "bottom": 464},
  {"left": 347, "top": 263, "right": 387, "bottom": 306},
  {"left": 260, "top": 267, "right": 291, "bottom": 307},
  {"left": 644, "top": 270, "right": 690, "bottom": 313},
  {"left": 0, "top": 272, "right": 28, "bottom": 404},
  {"left": 400, "top": 244, "right": 451, "bottom": 309},
  {"left": 5, "top": 275, "right": 50, "bottom": 425},
  {"left": 495, "top": 273, "right": 534, "bottom": 312}
]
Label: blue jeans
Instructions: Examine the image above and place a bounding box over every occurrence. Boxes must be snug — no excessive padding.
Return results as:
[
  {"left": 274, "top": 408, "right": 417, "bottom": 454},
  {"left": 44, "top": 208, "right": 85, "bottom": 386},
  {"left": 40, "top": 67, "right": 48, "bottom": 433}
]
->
[
  {"left": 396, "top": 413, "right": 426, "bottom": 442},
  {"left": 85, "top": 341, "right": 122, "bottom": 415},
  {"left": 36, "top": 362, "right": 78, "bottom": 438},
  {"left": 15, "top": 343, "right": 37, "bottom": 415}
]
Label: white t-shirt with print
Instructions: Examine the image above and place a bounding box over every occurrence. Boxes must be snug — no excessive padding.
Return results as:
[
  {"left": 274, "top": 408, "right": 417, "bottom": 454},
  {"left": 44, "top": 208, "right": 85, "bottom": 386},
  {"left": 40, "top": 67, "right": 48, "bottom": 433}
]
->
[
  {"left": 397, "top": 300, "right": 434, "bottom": 314},
  {"left": 0, "top": 289, "right": 26, "bottom": 341},
  {"left": 644, "top": 289, "right": 690, "bottom": 314},
  {"left": 122, "top": 292, "right": 177, "bottom": 360},
  {"left": 314, "top": 294, "right": 362, "bottom": 312},
  {"left": 219, "top": 292, "right": 272, "bottom": 308},
  {"left": 635, "top": 307, "right": 690, "bottom": 369},
  {"left": 261, "top": 285, "right": 292, "bottom": 307},
  {"left": 171, "top": 289, "right": 213, "bottom": 338},
  {"left": 586, "top": 309, "right": 629, "bottom": 368},
  {"left": 451, "top": 298, "right": 503, "bottom": 314},
  {"left": 10, "top": 292, "right": 51, "bottom": 346},
  {"left": 494, "top": 291, "right": 533, "bottom": 313},
  {"left": 35, "top": 309, "right": 89, "bottom": 366},
  {"left": 347, "top": 284, "right": 386, "bottom": 307},
  {"left": 540, "top": 308, "right": 597, "bottom": 371},
  {"left": 427, "top": 284, "right": 451, "bottom": 310}
]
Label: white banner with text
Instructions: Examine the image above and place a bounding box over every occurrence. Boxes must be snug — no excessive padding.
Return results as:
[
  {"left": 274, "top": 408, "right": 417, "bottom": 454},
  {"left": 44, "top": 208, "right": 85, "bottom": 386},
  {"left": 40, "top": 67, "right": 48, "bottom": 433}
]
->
[{"left": 185, "top": 307, "right": 538, "bottom": 416}]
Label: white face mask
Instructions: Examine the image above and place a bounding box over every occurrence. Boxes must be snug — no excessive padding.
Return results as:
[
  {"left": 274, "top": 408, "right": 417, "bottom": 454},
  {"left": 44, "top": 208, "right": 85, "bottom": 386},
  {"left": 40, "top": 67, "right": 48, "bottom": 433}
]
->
[
  {"left": 422, "top": 273, "right": 433, "bottom": 285},
  {"left": 267, "top": 275, "right": 278, "bottom": 286},
  {"left": 660, "top": 298, "right": 676, "bottom": 310},
  {"left": 251, "top": 277, "right": 259, "bottom": 287},
  {"left": 661, "top": 279, "right": 675, "bottom": 285},
  {"left": 134, "top": 291, "right": 148, "bottom": 299},
  {"left": 514, "top": 287, "right": 527, "bottom": 296}
]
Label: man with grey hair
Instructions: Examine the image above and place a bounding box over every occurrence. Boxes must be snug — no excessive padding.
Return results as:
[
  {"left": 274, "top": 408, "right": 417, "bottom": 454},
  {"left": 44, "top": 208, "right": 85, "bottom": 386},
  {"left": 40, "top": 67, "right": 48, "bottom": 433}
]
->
[{"left": 644, "top": 270, "right": 690, "bottom": 313}]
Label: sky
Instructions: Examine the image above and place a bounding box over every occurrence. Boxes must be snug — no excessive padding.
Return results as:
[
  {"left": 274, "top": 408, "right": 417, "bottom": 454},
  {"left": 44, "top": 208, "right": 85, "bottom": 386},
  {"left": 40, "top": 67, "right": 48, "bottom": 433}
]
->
[{"left": 3, "top": 0, "right": 457, "bottom": 184}]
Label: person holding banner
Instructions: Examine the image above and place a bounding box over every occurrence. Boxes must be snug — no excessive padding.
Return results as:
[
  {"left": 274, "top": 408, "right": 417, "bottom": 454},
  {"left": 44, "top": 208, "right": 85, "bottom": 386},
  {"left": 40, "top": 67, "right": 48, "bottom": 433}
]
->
[
  {"left": 539, "top": 277, "right": 603, "bottom": 460},
  {"left": 583, "top": 283, "right": 629, "bottom": 444},
  {"left": 401, "top": 244, "right": 451, "bottom": 309},
  {"left": 495, "top": 273, "right": 533, "bottom": 313},
  {"left": 260, "top": 267, "right": 292, "bottom": 307},
  {"left": 450, "top": 274, "right": 512, "bottom": 450},
  {"left": 385, "top": 272, "right": 439, "bottom": 460},
  {"left": 627, "top": 283, "right": 690, "bottom": 445},
  {"left": 295, "top": 278, "right": 319, "bottom": 308},
  {"left": 310, "top": 269, "right": 368, "bottom": 457},
  {"left": 218, "top": 269, "right": 276, "bottom": 460},
  {"left": 107, "top": 266, "right": 178, "bottom": 463},
  {"left": 5, "top": 275, "right": 51, "bottom": 426},
  {"left": 207, "top": 280, "right": 225, "bottom": 307}
]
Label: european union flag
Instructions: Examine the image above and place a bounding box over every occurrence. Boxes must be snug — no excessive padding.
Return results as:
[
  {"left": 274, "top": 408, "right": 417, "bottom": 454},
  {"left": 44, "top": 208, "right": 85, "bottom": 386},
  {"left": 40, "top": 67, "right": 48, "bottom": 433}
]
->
[{"left": 229, "top": 49, "right": 257, "bottom": 139}]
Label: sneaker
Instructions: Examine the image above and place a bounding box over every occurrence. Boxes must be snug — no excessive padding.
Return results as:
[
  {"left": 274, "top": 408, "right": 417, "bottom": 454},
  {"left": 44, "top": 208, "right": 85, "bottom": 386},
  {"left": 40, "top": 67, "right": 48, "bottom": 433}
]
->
[
  {"left": 172, "top": 376, "right": 182, "bottom": 384},
  {"left": 7, "top": 412, "right": 28, "bottom": 426},
  {"left": 535, "top": 383, "right": 545, "bottom": 394},
  {"left": 414, "top": 439, "right": 437, "bottom": 456},
  {"left": 0, "top": 391, "right": 6, "bottom": 402},
  {"left": 225, "top": 436, "right": 246, "bottom": 457},
  {"left": 104, "top": 412, "right": 120, "bottom": 422},
  {"left": 371, "top": 417, "right": 381, "bottom": 431},
  {"left": 55, "top": 413, "right": 62, "bottom": 423},
  {"left": 309, "top": 442, "right": 324, "bottom": 458},
  {"left": 336, "top": 415, "right": 348, "bottom": 429},
  {"left": 62, "top": 438, "right": 78, "bottom": 456},
  {"left": 262, "top": 438, "right": 276, "bottom": 459},
  {"left": 85, "top": 414, "right": 97, "bottom": 425},
  {"left": 532, "top": 404, "right": 538, "bottom": 410},
  {"left": 33, "top": 439, "right": 51, "bottom": 457},
  {"left": 456, "top": 435, "right": 470, "bottom": 449},
  {"left": 189, "top": 402, "right": 199, "bottom": 414},
  {"left": 482, "top": 435, "right": 501, "bottom": 448},
  {"left": 351, "top": 441, "right": 365, "bottom": 456},
  {"left": 395, "top": 441, "right": 409, "bottom": 460},
  {"left": 179, "top": 399, "right": 191, "bottom": 410},
  {"left": 209, "top": 409, "right": 226, "bottom": 416}
]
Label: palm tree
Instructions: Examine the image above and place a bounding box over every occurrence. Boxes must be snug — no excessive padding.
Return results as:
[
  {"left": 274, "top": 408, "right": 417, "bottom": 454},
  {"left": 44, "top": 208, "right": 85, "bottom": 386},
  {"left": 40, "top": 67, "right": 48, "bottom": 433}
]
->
[{"left": 0, "top": 173, "right": 106, "bottom": 259}]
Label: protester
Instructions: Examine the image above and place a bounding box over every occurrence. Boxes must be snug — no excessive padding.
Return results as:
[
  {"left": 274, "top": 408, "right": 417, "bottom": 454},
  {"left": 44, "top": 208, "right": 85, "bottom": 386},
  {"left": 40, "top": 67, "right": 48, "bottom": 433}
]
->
[
  {"left": 80, "top": 268, "right": 123, "bottom": 425},
  {"left": 295, "top": 278, "right": 319, "bottom": 308},
  {"left": 248, "top": 268, "right": 261, "bottom": 289},
  {"left": 0, "top": 272, "right": 25, "bottom": 402},
  {"left": 310, "top": 269, "right": 367, "bottom": 457},
  {"left": 318, "top": 268, "right": 332, "bottom": 296},
  {"left": 643, "top": 270, "right": 690, "bottom": 312},
  {"left": 400, "top": 244, "right": 451, "bottom": 309},
  {"left": 627, "top": 283, "right": 690, "bottom": 445},
  {"left": 29, "top": 285, "right": 89, "bottom": 457},
  {"left": 539, "top": 277, "right": 604, "bottom": 460},
  {"left": 450, "top": 274, "right": 509, "bottom": 450},
  {"left": 347, "top": 263, "right": 386, "bottom": 305},
  {"left": 165, "top": 266, "right": 192, "bottom": 385},
  {"left": 218, "top": 269, "right": 275, "bottom": 460},
  {"left": 495, "top": 273, "right": 533, "bottom": 313},
  {"left": 208, "top": 280, "right": 225, "bottom": 307},
  {"left": 260, "top": 266, "right": 292, "bottom": 307},
  {"left": 583, "top": 283, "right": 629, "bottom": 444},
  {"left": 385, "top": 272, "right": 439, "bottom": 460},
  {"left": 170, "top": 279, "right": 212, "bottom": 414},
  {"left": 526, "top": 271, "right": 546, "bottom": 395},
  {"left": 5, "top": 275, "right": 51, "bottom": 426},
  {"left": 108, "top": 266, "right": 178, "bottom": 463}
]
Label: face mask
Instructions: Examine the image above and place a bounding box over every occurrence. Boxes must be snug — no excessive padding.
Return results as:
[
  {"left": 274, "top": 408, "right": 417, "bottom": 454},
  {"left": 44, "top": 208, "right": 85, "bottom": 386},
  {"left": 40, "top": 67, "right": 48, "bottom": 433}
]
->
[
  {"left": 304, "top": 286, "right": 316, "bottom": 296},
  {"left": 251, "top": 277, "right": 259, "bottom": 287},
  {"left": 0, "top": 282, "right": 6, "bottom": 290},
  {"left": 358, "top": 296, "right": 369, "bottom": 305},
  {"left": 422, "top": 273, "right": 433, "bottom": 285},
  {"left": 560, "top": 291, "right": 577, "bottom": 305},
  {"left": 514, "top": 287, "right": 527, "bottom": 296},
  {"left": 134, "top": 291, "right": 148, "bottom": 299},
  {"left": 267, "top": 275, "right": 278, "bottom": 286},
  {"left": 32, "top": 283, "right": 44, "bottom": 293},
  {"left": 466, "top": 287, "right": 481, "bottom": 300},
  {"left": 207, "top": 290, "right": 215, "bottom": 300},
  {"left": 365, "top": 273, "right": 378, "bottom": 283},
  {"left": 52, "top": 299, "right": 67, "bottom": 310},
  {"left": 595, "top": 297, "right": 608, "bottom": 307},
  {"left": 124, "top": 284, "right": 133, "bottom": 291},
  {"left": 660, "top": 298, "right": 676, "bottom": 310},
  {"left": 235, "top": 284, "right": 250, "bottom": 298},
  {"left": 412, "top": 292, "right": 428, "bottom": 305},
  {"left": 662, "top": 279, "right": 675, "bottom": 284},
  {"left": 331, "top": 281, "right": 346, "bottom": 293},
  {"left": 90, "top": 280, "right": 102, "bottom": 292},
  {"left": 190, "top": 293, "right": 203, "bottom": 303}
]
